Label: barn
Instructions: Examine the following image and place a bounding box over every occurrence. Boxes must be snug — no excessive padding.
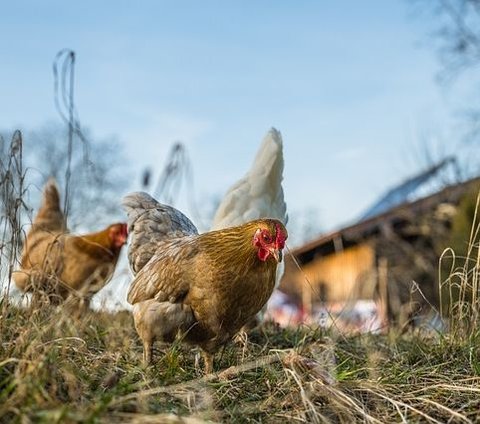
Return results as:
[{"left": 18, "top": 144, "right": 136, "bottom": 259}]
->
[{"left": 280, "top": 160, "right": 480, "bottom": 328}]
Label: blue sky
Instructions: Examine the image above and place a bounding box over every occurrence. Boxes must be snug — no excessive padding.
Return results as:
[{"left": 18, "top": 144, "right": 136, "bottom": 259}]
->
[{"left": 0, "top": 1, "right": 467, "bottom": 237}]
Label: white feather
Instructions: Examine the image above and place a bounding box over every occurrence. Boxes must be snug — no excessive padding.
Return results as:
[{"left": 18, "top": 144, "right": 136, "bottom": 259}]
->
[{"left": 211, "top": 127, "right": 288, "bottom": 230}]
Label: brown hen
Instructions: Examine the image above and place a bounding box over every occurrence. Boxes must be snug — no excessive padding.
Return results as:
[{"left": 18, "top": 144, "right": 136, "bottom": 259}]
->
[
  {"left": 123, "top": 192, "right": 287, "bottom": 373},
  {"left": 14, "top": 179, "right": 127, "bottom": 310}
]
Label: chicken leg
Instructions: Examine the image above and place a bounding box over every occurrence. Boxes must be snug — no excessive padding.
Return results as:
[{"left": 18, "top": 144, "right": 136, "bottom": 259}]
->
[
  {"left": 202, "top": 351, "right": 214, "bottom": 374},
  {"left": 143, "top": 338, "right": 153, "bottom": 365}
]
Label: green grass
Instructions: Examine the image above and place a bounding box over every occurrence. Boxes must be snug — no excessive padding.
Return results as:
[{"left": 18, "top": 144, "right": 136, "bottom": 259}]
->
[{"left": 1, "top": 303, "right": 480, "bottom": 423}]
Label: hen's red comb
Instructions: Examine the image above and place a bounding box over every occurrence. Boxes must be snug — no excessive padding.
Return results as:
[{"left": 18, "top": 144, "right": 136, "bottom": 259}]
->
[{"left": 275, "top": 223, "right": 286, "bottom": 249}]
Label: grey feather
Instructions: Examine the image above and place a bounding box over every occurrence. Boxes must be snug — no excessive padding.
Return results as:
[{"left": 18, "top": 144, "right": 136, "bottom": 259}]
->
[{"left": 122, "top": 192, "right": 198, "bottom": 274}]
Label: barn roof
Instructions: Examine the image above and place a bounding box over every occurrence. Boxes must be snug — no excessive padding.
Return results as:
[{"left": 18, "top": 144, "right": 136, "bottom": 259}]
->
[
  {"left": 292, "top": 175, "right": 480, "bottom": 264},
  {"left": 359, "top": 157, "right": 460, "bottom": 220}
]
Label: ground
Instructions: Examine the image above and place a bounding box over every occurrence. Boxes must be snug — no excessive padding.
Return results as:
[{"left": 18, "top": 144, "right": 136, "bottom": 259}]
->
[{"left": 1, "top": 301, "right": 480, "bottom": 423}]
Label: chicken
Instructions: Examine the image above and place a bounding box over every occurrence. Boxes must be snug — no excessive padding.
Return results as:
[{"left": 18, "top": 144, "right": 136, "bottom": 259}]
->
[
  {"left": 13, "top": 179, "right": 128, "bottom": 309},
  {"left": 123, "top": 192, "right": 287, "bottom": 373},
  {"left": 211, "top": 128, "right": 288, "bottom": 326}
]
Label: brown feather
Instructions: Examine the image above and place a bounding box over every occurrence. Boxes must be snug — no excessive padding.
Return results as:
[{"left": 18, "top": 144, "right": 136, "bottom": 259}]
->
[
  {"left": 14, "top": 179, "right": 126, "bottom": 309},
  {"left": 128, "top": 218, "right": 287, "bottom": 368},
  {"left": 32, "top": 178, "right": 67, "bottom": 233}
]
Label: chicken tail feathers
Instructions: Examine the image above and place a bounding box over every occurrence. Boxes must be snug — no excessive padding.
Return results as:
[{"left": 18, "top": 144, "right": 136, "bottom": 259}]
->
[
  {"left": 211, "top": 128, "right": 288, "bottom": 230},
  {"left": 122, "top": 192, "right": 198, "bottom": 274},
  {"left": 33, "top": 178, "right": 67, "bottom": 232}
]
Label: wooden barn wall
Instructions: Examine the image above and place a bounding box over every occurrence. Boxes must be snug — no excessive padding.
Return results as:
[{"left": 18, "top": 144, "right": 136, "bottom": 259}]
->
[{"left": 282, "top": 243, "right": 377, "bottom": 305}]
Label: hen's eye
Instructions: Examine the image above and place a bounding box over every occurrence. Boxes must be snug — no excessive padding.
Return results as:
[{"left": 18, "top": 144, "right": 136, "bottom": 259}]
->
[{"left": 262, "top": 233, "right": 271, "bottom": 243}]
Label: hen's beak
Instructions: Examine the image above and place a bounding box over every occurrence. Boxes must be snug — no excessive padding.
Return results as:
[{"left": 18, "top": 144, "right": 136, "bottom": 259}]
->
[{"left": 270, "top": 248, "right": 283, "bottom": 263}]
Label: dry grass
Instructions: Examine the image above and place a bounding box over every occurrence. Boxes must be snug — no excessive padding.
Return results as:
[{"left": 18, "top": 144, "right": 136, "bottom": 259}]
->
[
  {"left": 1, "top": 306, "right": 480, "bottom": 423},
  {"left": 2, "top": 132, "right": 480, "bottom": 423}
]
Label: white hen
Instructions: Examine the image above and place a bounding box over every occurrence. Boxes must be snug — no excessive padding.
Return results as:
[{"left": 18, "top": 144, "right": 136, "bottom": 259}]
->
[
  {"left": 211, "top": 128, "right": 288, "bottom": 324},
  {"left": 211, "top": 128, "right": 287, "bottom": 230}
]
